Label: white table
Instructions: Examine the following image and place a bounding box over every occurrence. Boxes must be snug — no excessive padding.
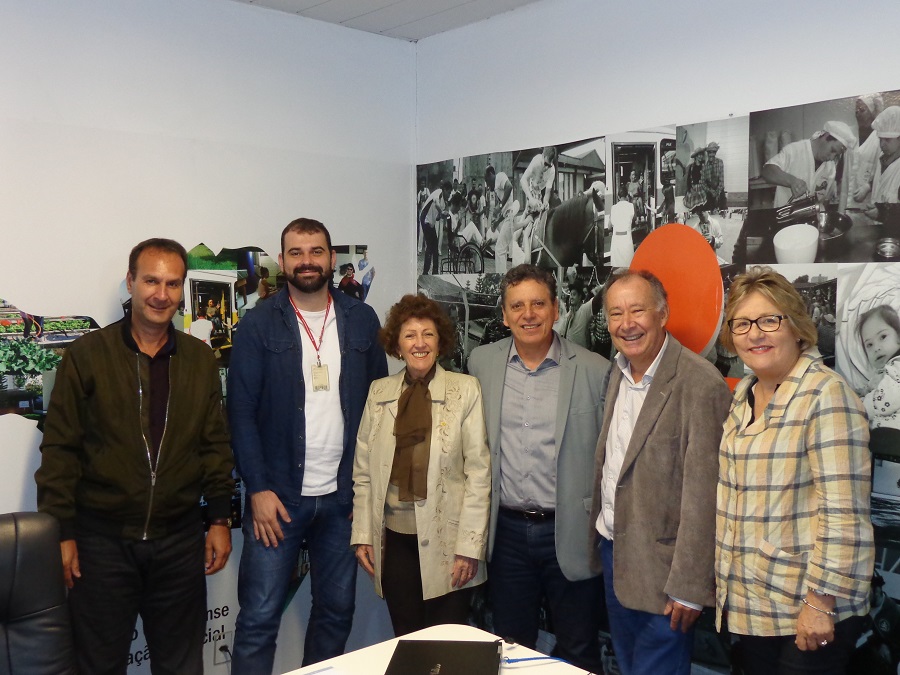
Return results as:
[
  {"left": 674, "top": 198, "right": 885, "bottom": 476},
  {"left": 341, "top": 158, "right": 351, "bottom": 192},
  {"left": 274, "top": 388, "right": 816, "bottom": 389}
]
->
[{"left": 286, "top": 624, "right": 592, "bottom": 674}]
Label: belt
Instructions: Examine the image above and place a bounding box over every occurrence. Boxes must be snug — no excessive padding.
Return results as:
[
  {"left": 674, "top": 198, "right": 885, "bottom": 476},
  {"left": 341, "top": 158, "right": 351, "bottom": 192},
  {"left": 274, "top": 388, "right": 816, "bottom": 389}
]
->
[
  {"left": 499, "top": 506, "right": 555, "bottom": 521},
  {"left": 613, "top": 230, "right": 630, "bottom": 235}
]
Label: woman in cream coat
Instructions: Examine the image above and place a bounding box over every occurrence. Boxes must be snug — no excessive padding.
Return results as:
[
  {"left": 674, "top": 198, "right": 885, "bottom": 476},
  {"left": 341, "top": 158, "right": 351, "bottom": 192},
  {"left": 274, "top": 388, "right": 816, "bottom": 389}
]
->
[{"left": 352, "top": 294, "right": 490, "bottom": 636}]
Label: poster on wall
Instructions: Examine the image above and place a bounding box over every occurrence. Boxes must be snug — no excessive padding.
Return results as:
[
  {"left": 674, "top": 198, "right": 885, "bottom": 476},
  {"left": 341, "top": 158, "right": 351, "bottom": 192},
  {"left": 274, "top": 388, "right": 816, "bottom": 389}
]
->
[
  {"left": 836, "top": 263, "right": 900, "bottom": 598},
  {"left": 739, "top": 90, "right": 900, "bottom": 267},
  {"left": 415, "top": 88, "right": 900, "bottom": 618},
  {"left": 416, "top": 131, "right": 690, "bottom": 281},
  {"left": 416, "top": 138, "right": 608, "bottom": 279},
  {"left": 675, "top": 116, "right": 749, "bottom": 268},
  {"left": 0, "top": 298, "right": 99, "bottom": 420}
]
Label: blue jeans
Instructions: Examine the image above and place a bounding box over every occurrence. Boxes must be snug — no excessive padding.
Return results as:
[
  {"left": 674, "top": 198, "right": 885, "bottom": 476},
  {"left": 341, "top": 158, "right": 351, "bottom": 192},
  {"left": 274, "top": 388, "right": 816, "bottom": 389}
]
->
[
  {"left": 488, "top": 510, "right": 603, "bottom": 673},
  {"left": 600, "top": 537, "right": 693, "bottom": 675},
  {"left": 231, "top": 492, "right": 357, "bottom": 673}
]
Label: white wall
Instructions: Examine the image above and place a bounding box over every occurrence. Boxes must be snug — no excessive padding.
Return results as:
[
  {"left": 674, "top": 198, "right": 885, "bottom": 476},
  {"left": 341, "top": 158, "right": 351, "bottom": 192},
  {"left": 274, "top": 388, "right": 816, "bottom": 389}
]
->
[
  {"left": 415, "top": 0, "right": 900, "bottom": 162},
  {"left": 1, "top": 0, "right": 417, "bottom": 323},
  {"left": 0, "top": 0, "right": 413, "bottom": 671}
]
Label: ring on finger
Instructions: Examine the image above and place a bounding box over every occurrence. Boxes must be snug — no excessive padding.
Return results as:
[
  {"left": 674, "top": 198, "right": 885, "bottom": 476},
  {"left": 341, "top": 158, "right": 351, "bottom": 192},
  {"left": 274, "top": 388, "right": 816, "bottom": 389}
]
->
[{"left": 819, "top": 640, "right": 828, "bottom": 647}]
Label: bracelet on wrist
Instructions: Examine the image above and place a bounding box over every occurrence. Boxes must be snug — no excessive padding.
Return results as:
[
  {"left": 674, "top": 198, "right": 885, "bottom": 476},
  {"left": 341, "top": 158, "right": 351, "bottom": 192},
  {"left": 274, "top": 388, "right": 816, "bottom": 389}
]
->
[{"left": 801, "top": 597, "right": 836, "bottom": 617}]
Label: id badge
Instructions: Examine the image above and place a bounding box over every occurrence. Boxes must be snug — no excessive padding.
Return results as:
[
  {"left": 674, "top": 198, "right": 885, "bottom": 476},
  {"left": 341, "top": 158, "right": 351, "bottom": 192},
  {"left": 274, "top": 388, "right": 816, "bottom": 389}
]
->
[{"left": 311, "top": 363, "right": 330, "bottom": 392}]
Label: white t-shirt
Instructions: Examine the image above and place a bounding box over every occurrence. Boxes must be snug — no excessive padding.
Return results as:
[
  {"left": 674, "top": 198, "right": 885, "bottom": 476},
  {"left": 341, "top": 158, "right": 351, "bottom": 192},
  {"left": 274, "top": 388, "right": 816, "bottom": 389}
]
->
[
  {"left": 295, "top": 305, "right": 345, "bottom": 496},
  {"left": 189, "top": 318, "right": 213, "bottom": 346}
]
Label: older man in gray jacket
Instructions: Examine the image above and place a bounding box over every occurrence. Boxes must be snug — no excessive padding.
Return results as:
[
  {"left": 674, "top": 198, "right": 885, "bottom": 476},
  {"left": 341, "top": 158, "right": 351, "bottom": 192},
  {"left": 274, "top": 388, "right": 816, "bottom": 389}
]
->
[{"left": 590, "top": 268, "right": 730, "bottom": 675}]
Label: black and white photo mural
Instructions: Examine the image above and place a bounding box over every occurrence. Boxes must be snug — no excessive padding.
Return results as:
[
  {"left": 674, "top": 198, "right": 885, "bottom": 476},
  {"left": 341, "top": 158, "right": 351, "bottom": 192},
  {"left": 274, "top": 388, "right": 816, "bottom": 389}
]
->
[{"left": 417, "top": 87, "right": 900, "bottom": 610}]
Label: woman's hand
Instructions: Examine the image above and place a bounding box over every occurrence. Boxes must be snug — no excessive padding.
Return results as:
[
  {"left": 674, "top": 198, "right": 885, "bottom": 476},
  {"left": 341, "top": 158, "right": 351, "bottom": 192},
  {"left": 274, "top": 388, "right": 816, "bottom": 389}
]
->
[
  {"left": 795, "top": 593, "right": 836, "bottom": 651},
  {"left": 355, "top": 544, "right": 376, "bottom": 579},
  {"left": 450, "top": 555, "right": 478, "bottom": 588}
]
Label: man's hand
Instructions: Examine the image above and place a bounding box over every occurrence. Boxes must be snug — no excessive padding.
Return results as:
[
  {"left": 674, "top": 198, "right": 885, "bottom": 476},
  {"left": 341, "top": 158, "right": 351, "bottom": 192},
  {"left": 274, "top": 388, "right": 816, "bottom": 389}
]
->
[
  {"left": 450, "top": 555, "right": 478, "bottom": 588},
  {"left": 789, "top": 177, "right": 810, "bottom": 200},
  {"left": 664, "top": 598, "right": 701, "bottom": 633},
  {"left": 205, "top": 525, "right": 232, "bottom": 575},
  {"left": 60, "top": 539, "right": 80, "bottom": 589},
  {"left": 355, "top": 544, "right": 376, "bottom": 578},
  {"left": 250, "top": 490, "right": 291, "bottom": 547}
]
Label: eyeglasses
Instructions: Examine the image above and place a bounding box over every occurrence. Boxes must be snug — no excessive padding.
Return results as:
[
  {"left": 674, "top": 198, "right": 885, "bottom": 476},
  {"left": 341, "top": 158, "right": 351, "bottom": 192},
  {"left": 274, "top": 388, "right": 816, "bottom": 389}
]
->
[{"left": 727, "top": 314, "right": 787, "bottom": 335}]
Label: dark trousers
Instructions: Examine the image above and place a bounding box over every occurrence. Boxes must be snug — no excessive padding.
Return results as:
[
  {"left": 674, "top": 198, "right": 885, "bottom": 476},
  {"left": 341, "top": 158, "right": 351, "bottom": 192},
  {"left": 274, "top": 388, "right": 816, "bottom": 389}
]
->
[
  {"left": 381, "top": 528, "right": 476, "bottom": 636},
  {"left": 69, "top": 523, "right": 206, "bottom": 675},
  {"left": 735, "top": 614, "right": 865, "bottom": 675},
  {"left": 422, "top": 223, "right": 439, "bottom": 274},
  {"left": 488, "top": 509, "right": 604, "bottom": 673}
]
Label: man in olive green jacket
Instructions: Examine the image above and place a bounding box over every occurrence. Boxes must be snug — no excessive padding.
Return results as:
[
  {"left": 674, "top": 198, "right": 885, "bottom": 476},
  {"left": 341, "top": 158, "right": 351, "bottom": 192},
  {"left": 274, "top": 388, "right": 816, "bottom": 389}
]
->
[{"left": 36, "top": 238, "right": 234, "bottom": 675}]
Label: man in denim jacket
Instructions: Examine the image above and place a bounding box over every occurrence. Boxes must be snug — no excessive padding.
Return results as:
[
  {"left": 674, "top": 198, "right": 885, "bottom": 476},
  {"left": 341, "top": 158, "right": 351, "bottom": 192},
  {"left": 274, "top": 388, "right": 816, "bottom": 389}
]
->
[{"left": 228, "top": 218, "right": 387, "bottom": 673}]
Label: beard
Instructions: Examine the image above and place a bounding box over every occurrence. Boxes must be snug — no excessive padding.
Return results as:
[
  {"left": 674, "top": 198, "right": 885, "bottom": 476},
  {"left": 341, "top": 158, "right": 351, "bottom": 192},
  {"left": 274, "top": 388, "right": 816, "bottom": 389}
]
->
[{"left": 287, "top": 264, "right": 332, "bottom": 294}]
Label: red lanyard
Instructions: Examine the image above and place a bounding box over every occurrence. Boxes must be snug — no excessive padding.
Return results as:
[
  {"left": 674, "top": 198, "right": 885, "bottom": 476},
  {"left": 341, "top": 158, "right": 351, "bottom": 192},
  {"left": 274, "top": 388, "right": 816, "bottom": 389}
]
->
[{"left": 289, "top": 293, "right": 331, "bottom": 366}]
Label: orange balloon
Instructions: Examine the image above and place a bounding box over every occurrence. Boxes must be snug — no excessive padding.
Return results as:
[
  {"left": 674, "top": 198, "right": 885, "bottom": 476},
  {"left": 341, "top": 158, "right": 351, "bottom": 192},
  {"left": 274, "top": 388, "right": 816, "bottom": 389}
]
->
[{"left": 630, "top": 223, "right": 723, "bottom": 356}]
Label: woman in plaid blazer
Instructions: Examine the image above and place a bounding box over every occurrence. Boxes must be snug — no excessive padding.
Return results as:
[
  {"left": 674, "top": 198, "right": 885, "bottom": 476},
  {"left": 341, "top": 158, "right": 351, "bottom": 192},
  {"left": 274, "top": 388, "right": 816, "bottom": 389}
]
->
[{"left": 715, "top": 266, "right": 874, "bottom": 675}]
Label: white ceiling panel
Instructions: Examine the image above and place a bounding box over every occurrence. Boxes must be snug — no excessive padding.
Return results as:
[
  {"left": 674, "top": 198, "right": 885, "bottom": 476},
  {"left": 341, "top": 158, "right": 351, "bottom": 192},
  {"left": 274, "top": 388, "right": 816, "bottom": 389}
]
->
[
  {"left": 342, "top": 0, "right": 473, "bottom": 33},
  {"left": 241, "top": 0, "right": 323, "bottom": 12},
  {"left": 300, "top": 0, "right": 401, "bottom": 23},
  {"left": 230, "top": 0, "right": 546, "bottom": 41},
  {"left": 379, "top": 0, "right": 531, "bottom": 40}
]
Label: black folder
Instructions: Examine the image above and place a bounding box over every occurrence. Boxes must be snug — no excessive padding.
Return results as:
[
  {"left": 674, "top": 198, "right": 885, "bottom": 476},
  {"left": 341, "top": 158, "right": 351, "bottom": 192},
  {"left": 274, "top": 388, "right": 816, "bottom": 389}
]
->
[{"left": 384, "top": 639, "right": 502, "bottom": 675}]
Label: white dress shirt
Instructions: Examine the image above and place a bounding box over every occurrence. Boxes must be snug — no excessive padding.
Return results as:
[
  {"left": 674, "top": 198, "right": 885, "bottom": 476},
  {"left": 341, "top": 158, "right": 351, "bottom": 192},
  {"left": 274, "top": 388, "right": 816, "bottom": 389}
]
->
[{"left": 595, "top": 335, "right": 701, "bottom": 611}]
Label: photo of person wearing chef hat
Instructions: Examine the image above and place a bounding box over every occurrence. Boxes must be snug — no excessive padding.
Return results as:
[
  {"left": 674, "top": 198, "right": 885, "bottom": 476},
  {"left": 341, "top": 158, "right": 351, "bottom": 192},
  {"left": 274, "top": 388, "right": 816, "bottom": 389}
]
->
[
  {"left": 761, "top": 120, "right": 858, "bottom": 208},
  {"left": 860, "top": 106, "right": 900, "bottom": 219}
]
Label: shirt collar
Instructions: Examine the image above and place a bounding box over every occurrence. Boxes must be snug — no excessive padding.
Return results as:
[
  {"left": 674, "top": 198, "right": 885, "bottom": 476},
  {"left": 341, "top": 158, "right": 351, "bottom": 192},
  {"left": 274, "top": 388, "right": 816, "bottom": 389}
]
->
[
  {"left": 616, "top": 332, "right": 669, "bottom": 385},
  {"left": 121, "top": 313, "right": 177, "bottom": 359},
  {"left": 507, "top": 332, "right": 561, "bottom": 369}
]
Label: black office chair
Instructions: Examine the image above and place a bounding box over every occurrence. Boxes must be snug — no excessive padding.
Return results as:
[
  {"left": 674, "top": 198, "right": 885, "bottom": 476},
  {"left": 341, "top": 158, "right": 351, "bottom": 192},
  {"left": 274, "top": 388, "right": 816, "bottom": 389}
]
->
[{"left": 0, "top": 512, "right": 75, "bottom": 675}]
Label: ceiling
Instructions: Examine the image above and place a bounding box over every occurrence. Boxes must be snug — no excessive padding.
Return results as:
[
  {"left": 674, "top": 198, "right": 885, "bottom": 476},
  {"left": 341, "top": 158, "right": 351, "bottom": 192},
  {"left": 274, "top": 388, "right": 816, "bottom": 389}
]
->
[{"left": 228, "top": 0, "right": 545, "bottom": 41}]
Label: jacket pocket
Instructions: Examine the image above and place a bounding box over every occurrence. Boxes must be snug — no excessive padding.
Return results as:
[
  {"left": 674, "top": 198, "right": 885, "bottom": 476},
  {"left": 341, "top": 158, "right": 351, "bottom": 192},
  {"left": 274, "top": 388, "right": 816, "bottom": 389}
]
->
[
  {"left": 347, "top": 338, "right": 372, "bottom": 352},
  {"left": 752, "top": 538, "right": 807, "bottom": 605},
  {"left": 263, "top": 338, "right": 294, "bottom": 354}
]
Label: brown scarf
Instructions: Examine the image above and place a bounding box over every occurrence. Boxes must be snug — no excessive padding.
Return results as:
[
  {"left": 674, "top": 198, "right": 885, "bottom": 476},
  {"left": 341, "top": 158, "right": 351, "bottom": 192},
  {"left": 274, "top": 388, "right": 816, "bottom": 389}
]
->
[{"left": 390, "top": 364, "right": 435, "bottom": 501}]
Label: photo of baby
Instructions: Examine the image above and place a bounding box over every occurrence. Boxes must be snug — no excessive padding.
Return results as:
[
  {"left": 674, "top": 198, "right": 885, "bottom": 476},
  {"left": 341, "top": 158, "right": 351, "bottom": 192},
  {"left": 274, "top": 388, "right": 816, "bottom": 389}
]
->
[
  {"left": 836, "top": 264, "right": 900, "bottom": 581},
  {"left": 857, "top": 305, "right": 900, "bottom": 460}
]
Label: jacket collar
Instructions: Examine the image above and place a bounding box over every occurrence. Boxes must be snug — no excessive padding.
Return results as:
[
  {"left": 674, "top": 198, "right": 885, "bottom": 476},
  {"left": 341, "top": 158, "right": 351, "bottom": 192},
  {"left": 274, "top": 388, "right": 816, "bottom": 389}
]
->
[
  {"left": 120, "top": 314, "right": 177, "bottom": 358},
  {"left": 733, "top": 349, "right": 820, "bottom": 421},
  {"left": 602, "top": 333, "right": 684, "bottom": 444},
  {"left": 602, "top": 334, "right": 683, "bottom": 470},
  {"left": 273, "top": 282, "right": 356, "bottom": 316},
  {"left": 371, "top": 364, "right": 448, "bottom": 404},
  {"left": 273, "top": 283, "right": 361, "bottom": 345}
]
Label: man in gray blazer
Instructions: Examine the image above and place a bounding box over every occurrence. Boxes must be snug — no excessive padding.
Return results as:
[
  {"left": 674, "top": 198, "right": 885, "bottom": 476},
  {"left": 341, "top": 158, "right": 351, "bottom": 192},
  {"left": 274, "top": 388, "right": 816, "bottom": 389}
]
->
[
  {"left": 590, "top": 269, "right": 730, "bottom": 675},
  {"left": 468, "top": 264, "right": 609, "bottom": 673}
]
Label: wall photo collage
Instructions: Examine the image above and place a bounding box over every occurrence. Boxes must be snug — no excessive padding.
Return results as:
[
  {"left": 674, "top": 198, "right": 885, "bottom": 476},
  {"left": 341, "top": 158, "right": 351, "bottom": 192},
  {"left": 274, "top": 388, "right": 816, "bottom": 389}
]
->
[{"left": 415, "top": 87, "right": 900, "bottom": 599}]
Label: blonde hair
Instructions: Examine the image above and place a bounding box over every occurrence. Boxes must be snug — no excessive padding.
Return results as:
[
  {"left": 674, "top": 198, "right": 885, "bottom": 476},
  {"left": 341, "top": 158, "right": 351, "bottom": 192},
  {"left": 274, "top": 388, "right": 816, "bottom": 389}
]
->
[{"left": 720, "top": 266, "right": 817, "bottom": 353}]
